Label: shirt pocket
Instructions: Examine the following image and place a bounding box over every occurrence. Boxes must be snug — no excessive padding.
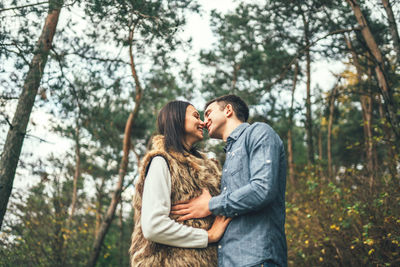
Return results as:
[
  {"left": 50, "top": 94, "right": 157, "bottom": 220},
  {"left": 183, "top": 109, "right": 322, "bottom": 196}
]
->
[{"left": 227, "top": 147, "right": 245, "bottom": 176}]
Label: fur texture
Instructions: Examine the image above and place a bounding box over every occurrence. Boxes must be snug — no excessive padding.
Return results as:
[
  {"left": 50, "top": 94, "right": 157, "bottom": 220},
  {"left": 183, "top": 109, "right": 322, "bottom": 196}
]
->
[{"left": 129, "top": 135, "right": 221, "bottom": 267}]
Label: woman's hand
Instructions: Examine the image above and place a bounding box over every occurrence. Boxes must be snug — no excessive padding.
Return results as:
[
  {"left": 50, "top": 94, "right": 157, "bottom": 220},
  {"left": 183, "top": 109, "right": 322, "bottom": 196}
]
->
[{"left": 207, "top": 216, "right": 232, "bottom": 243}]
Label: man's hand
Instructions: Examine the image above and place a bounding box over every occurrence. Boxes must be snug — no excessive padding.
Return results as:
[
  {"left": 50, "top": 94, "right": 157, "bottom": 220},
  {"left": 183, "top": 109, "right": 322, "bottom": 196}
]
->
[
  {"left": 207, "top": 216, "right": 232, "bottom": 243},
  {"left": 171, "top": 188, "right": 212, "bottom": 221}
]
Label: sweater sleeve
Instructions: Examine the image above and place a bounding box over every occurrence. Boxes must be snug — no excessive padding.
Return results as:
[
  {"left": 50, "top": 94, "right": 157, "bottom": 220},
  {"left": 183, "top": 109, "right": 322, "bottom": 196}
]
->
[{"left": 141, "top": 156, "right": 208, "bottom": 248}]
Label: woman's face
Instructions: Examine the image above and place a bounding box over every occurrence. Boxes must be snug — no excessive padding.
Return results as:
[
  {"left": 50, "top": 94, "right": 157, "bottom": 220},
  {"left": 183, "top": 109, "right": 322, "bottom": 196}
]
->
[{"left": 183, "top": 105, "right": 205, "bottom": 147}]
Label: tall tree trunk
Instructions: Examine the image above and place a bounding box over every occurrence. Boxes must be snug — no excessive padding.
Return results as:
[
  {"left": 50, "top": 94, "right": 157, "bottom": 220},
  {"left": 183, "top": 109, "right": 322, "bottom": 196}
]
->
[
  {"left": 287, "top": 62, "right": 298, "bottom": 186},
  {"left": 377, "top": 92, "right": 398, "bottom": 177},
  {"left": 95, "top": 181, "right": 105, "bottom": 237},
  {"left": 327, "top": 78, "right": 340, "bottom": 179},
  {"left": 231, "top": 62, "right": 240, "bottom": 92},
  {"left": 373, "top": 95, "right": 379, "bottom": 170},
  {"left": 303, "top": 17, "right": 314, "bottom": 164},
  {"left": 344, "top": 34, "right": 376, "bottom": 184},
  {"left": 364, "top": 66, "right": 375, "bottom": 188},
  {"left": 53, "top": 187, "right": 66, "bottom": 267},
  {"left": 64, "top": 118, "right": 81, "bottom": 261},
  {"left": 119, "top": 201, "right": 124, "bottom": 267},
  {"left": 346, "top": 0, "right": 399, "bottom": 142},
  {"left": 69, "top": 122, "right": 81, "bottom": 219},
  {"left": 87, "top": 21, "right": 143, "bottom": 267},
  {"left": 361, "top": 95, "right": 374, "bottom": 187},
  {"left": 381, "top": 0, "right": 400, "bottom": 64},
  {"left": 0, "top": 0, "right": 63, "bottom": 229},
  {"left": 318, "top": 127, "right": 323, "bottom": 162},
  {"left": 318, "top": 124, "right": 325, "bottom": 179}
]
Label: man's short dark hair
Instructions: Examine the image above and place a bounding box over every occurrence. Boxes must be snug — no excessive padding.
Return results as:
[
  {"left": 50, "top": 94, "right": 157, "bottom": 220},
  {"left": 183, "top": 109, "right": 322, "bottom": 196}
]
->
[{"left": 205, "top": 95, "right": 249, "bottom": 122}]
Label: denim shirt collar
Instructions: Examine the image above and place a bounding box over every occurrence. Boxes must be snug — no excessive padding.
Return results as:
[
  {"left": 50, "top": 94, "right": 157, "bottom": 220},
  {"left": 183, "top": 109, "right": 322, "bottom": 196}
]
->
[{"left": 224, "top": 123, "right": 250, "bottom": 152}]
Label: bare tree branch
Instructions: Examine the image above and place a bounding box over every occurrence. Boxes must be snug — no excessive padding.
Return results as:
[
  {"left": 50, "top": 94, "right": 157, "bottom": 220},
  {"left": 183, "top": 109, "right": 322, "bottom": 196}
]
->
[
  {"left": 0, "top": 95, "right": 19, "bottom": 100},
  {"left": 2, "top": 115, "right": 54, "bottom": 144},
  {"left": 24, "top": 132, "right": 55, "bottom": 144},
  {"left": 266, "top": 27, "right": 361, "bottom": 91},
  {"left": 51, "top": 47, "right": 83, "bottom": 115},
  {"left": 1, "top": 45, "right": 30, "bottom": 65},
  {"left": 4, "top": 117, "right": 13, "bottom": 129},
  {"left": 68, "top": 52, "right": 130, "bottom": 65},
  {"left": 0, "top": 1, "right": 48, "bottom": 13}
]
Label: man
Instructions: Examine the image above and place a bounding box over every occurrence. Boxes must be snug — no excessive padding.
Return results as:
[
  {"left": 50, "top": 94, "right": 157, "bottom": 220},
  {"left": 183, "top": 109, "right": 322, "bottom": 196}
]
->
[{"left": 171, "top": 95, "right": 287, "bottom": 267}]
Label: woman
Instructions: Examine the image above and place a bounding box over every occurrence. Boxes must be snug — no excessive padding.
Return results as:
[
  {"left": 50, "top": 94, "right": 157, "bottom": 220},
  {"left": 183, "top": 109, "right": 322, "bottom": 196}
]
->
[{"left": 129, "top": 101, "right": 230, "bottom": 267}]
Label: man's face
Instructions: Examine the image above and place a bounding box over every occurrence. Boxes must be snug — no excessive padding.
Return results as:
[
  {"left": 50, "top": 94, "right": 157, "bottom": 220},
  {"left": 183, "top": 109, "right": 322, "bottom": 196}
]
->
[{"left": 204, "top": 101, "right": 226, "bottom": 139}]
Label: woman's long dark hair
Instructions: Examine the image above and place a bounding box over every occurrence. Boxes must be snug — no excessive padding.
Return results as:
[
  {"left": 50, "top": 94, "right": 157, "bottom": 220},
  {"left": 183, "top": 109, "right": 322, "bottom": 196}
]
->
[{"left": 157, "top": 100, "right": 201, "bottom": 157}]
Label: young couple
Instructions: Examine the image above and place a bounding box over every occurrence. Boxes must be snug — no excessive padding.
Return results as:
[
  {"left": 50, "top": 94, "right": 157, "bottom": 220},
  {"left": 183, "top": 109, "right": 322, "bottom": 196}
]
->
[{"left": 130, "top": 95, "right": 287, "bottom": 267}]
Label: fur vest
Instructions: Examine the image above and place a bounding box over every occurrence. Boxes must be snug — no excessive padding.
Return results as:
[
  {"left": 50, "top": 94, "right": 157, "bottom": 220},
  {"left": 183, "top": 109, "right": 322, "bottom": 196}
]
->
[{"left": 129, "top": 135, "right": 221, "bottom": 267}]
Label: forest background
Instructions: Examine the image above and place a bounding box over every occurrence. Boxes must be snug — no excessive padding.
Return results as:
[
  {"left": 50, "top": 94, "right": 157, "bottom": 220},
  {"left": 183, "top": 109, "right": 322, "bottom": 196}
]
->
[{"left": 0, "top": 0, "right": 399, "bottom": 266}]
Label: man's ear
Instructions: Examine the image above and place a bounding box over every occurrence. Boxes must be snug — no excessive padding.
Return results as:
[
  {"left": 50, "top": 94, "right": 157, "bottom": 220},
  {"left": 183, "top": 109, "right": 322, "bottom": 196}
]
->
[{"left": 224, "top": 104, "right": 234, "bottom": 118}]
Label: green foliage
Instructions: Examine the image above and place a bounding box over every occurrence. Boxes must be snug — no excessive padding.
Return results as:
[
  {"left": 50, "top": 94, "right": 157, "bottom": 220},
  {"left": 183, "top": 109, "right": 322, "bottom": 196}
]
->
[
  {"left": 0, "top": 181, "right": 94, "bottom": 267},
  {"left": 96, "top": 209, "right": 134, "bottom": 267},
  {"left": 0, "top": 177, "right": 134, "bottom": 267},
  {"left": 286, "top": 166, "right": 400, "bottom": 266},
  {"left": 199, "top": 3, "right": 293, "bottom": 106},
  {"left": 330, "top": 97, "right": 365, "bottom": 167}
]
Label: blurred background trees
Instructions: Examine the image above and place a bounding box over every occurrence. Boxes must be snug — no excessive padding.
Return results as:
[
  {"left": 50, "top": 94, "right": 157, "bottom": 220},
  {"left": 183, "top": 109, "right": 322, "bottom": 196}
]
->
[{"left": 1, "top": 0, "right": 399, "bottom": 266}]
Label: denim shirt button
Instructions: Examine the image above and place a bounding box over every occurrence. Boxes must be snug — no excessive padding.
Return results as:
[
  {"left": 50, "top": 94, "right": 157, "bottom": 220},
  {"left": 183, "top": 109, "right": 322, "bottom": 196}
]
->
[
  {"left": 223, "top": 187, "right": 227, "bottom": 191},
  {"left": 224, "top": 169, "right": 227, "bottom": 172},
  {"left": 218, "top": 245, "right": 222, "bottom": 249},
  {"left": 235, "top": 213, "right": 238, "bottom": 216}
]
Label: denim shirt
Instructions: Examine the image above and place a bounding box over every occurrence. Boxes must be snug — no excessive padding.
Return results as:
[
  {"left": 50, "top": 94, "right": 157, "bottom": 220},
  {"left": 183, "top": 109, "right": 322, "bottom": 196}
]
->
[{"left": 209, "top": 122, "right": 287, "bottom": 267}]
